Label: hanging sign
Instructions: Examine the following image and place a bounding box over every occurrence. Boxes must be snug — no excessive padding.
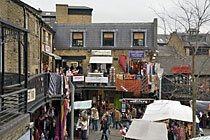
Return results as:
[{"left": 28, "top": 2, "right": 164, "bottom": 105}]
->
[
  {"left": 27, "top": 88, "right": 36, "bottom": 103},
  {"left": 91, "top": 50, "right": 111, "bottom": 55},
  {"left": 129, "top": 51, "right": 145, "bottom": 58}
]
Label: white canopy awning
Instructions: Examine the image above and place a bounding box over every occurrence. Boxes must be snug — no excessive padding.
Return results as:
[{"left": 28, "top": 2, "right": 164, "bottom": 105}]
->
[
  {"left": 89, "top": 57, "right": 113, "bottom": 64},
  {"left": 43, "top": 51, "right": 62, "bottom": 60},
  {"left": 142, "top": 100, "right": 200, "bottom": 123},
  {"left": 125, "top": 119, "right": 167, "bottom": 140}
]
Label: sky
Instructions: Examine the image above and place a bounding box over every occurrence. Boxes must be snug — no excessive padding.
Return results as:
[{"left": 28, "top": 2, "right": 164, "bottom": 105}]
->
[
  {"left": 21, "top": 0, "right": 210, "bottom": 34},
  {"left": 22, "top": 0, "right": 175, "bottom": 33}
]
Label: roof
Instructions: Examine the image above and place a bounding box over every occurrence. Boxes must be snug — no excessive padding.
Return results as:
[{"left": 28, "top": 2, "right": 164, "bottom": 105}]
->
[
  {"left": 42, "top": 11, "right": 56, "bottom": 17},
  {"left": 157, "top": 46, "right": 178, "bottom": 57},
  {"left": 68, "top": 6, "right": 93, "bottom": 10},
  {"left": 54, "top": 22, "right": 156, "bottom": 50},
  {"left": 157, "top": 56, "right": 210, "bottom": 75},
  {"left": 157, "top": 34, "right": 170, "bottom": 45},
  {"left": 175, "top": 32, "right": 210, "bottom": 48}
]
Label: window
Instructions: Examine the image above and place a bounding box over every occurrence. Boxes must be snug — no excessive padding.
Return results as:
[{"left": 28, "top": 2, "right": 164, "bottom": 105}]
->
[
  {"left": 133, "top": 32, "right": 144, "bottom": 46},
  {"left": 189, "top": 47, "right": 209, "bottom": 55},
  {"left": 43, "top": 29, "right": 46, "bottom": 42},
  {"left": 103, "top": 32, "right": 114, "bottom": 46},
  {"left": 26, "top": 13, "right": 29, "bottom": 29},
  {"left": 48, "top": 33, "right": 51, "bottom": 45},
  {"left": 35, "top": 21, "right": 38, "bottom": 35},
  {"left": 72, "top": 32, "right": 83, "bottom": 47}
]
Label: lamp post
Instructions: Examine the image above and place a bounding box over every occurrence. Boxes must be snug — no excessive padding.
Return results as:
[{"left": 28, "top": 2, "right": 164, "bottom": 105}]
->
[{"left": 157, "top": 68, "right": 164, "bottom": 100}]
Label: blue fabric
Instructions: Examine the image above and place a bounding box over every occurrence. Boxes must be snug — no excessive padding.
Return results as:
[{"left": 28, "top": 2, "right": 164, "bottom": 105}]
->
[
  {"left": 93, "top": 120, "right": 98, "bottom": 131},
  {"left": 81, "top": 130, "right": 87, "bottom": 140}
]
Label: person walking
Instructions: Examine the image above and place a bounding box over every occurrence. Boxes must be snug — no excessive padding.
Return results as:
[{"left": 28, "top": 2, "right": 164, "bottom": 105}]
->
[
  {"left": 92, "top": 108, "right": 99, "bottom": 131},
  {"left": 111, "top": 108, "right": 116, "bottom": 128},
  {"left": 100, "top": 117, "right": 109, "bottom": 140},
  {"left": 115, "top": 109, "right": 122, "bottom": 129},
  {"left": 79, "top": 116, "right": 88, "bottom": 140},
  {"left": 126, "top": 109, "right": 132, "bottom": 129},
  {"left": 131, "top": 106, "right": 137, "bottom": 119}
]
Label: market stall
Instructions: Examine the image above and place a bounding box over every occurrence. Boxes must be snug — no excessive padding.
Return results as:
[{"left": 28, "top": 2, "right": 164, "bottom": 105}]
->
[
  {"left": 142, "top": 100, "right": 199, "bottom": 123},
  {"left": 124, "top": 119, "right": 167, "bottom": 140}
]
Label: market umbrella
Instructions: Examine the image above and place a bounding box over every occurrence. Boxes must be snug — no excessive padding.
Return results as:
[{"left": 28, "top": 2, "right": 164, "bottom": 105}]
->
[
  {"left": 190, "top": 136, "right": 210, "bottom": 140},
  {"left": 124, "top": 119, "right": 167, "bottom": 140},
  {"left": 142, "top": 100, "right": 199, "bottom": 123}
]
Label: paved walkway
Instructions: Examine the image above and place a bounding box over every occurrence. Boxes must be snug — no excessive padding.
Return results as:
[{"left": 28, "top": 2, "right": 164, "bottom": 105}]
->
[{"left": 74, "top": 127, "right": 123, "bottom": 140}]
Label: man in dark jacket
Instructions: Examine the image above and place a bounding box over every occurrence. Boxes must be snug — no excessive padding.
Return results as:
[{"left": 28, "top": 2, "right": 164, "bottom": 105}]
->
[{"left": 100, "top": 117, "right": 109, "bottom": 140}]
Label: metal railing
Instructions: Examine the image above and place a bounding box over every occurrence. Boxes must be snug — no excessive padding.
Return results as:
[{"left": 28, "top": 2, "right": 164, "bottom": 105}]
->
[{"left": 0, "top": 89, "right": 27, "bottom": 129}]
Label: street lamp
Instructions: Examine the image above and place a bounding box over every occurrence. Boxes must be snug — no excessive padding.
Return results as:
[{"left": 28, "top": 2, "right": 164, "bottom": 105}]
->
[{"left": 157, "top": 68, "right": 164, "bottom": 100}]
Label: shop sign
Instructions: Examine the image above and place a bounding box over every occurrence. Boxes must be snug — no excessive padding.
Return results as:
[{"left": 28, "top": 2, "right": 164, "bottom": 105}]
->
[
  {"left": 85, "top": 77, "right": 108, "bottom": 83},
  {"left": 45, "top": 45, "right": 50, "bottom": 52},
  {"left": 73, "top": 76, "right": 84, "bottom": 82},
  {"left": 91, "top": 50, "right": 111, "bottom": 56},
  {"left": 27, "top": 88, "right": 36, "bottom": 103},
  {"left": 129, "top": 51, "right": 145, "bottom": 58},
  {"left": 172, "top": 66, "right": 191, "bottom": 73}
]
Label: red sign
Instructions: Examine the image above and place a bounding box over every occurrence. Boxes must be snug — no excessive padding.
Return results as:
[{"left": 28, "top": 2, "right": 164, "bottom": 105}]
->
[{"left": 172, "top": 66, "right": 191, "bottom": 74}]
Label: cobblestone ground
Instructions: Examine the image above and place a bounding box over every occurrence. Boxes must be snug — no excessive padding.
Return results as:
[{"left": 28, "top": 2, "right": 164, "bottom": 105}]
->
[
  {"left": 203, "top": 128, "right": 210, "bottom": 136},
  {"left": 74, "top": 127, "right": 123, "bottom": 140}
]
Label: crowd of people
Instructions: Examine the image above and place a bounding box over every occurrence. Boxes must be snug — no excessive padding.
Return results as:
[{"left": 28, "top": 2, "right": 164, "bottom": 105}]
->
[
  {"left": 77, "top": 105, "right": 139, "bottom": 140},
  {"left": 167, "top": 120, "right": 202, "bottom": 140}
]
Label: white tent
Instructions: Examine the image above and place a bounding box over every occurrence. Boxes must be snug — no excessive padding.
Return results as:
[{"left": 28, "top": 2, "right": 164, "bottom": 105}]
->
[
  {"left": 190, "top": 136, "right": 210, "bottom": 140},
  {"left": 125, "top": 119, "right": 167, "bottom": 140},
  {"left": 142, "top": 100, "right": 199, "bottom": 123}
]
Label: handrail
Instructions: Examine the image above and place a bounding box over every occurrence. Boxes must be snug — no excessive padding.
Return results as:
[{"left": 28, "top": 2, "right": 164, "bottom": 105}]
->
[{"left": 0, "top": 89, "right": 27, "bottom": 98}]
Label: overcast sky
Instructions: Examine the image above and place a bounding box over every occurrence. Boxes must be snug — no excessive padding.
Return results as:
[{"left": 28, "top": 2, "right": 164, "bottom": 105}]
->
[
  {"left": 22, "top": 0, "right": 206, "bottom": 33},
  {"left": 22, "top": 0, "right": 174, "bottom": 24}
]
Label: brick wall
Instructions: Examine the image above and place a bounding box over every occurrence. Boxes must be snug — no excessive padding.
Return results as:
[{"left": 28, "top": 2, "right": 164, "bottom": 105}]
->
[
  {"left": 56, "top": 5, "right": 92, "bottom": 24},
  {"left": 0, "top": 114, "right": 30, "bottom": 140},
  {"left": 167, "top": 32, "right": 186, "bottom": 56},
  {"left": 0, "top": 0, "right": 41, "bottom": 75}
]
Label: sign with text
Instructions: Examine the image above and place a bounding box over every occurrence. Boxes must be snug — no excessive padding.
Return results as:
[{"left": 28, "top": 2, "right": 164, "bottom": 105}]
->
[
  {"left": 27, "top": 88, "right": 36, "bottom": 103},
  {"left": 85, "top": 77, "right": 108, "bottom": 83},
  {"left": 45, "top": 45, "right": 50, "bottom": 52},
  {"left": 73, "top": 76, "right": 84, "bottom": 82},
  {"left": 172, "top": 66, "right": 191, "bottom": 73},
  {"left": 91, "top": 50, "right": 111, "bottom": 55},
  {"left": 129, "top": 51, "right": 145, "bottom": 58}
]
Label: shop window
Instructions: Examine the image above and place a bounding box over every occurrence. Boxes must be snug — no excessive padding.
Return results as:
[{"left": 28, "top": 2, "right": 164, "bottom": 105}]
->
[
  {"left": 72, "top": 32, "right": 83, "bottom": 47},
  {"left": 109, "top": 97, "right": 114, "bottom": 104},
  {"left": 103, "top": 32, "right": 114, "bottom": 46},
  {"left": 133, "top": 32, "right": 145, "bottom": 46},
  {"left": 189, "top": 47, "right": 209, "bottom": 55}
]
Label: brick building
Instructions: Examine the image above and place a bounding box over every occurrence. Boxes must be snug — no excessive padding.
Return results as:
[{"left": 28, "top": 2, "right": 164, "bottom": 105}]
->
[
  {"left": 51, "top": 4, "right": 158, "bottom": 111},
  {"left": 0, "top": 0, "right": 55, "bottom": 75}
]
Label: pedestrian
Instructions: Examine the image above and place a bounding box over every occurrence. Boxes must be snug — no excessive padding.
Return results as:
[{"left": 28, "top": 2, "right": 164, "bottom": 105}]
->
[
  {"left": 92, "top": 108, "right": 99, "bottom": 131},
  {"left": 111, "top": 108, "right": 116, "bottom": 128},
  {"left": 168, "top": 127, "right": 174, "bottom": 140},
  {"left": 115, "top": 109, "right": 122, "bottom": 129},
  {"left": 125, "top": 109, "right": 132, "bottom": 129},
  {"left": 131, "top": 105, "right": 137, "bottom": 119},
  {"left": 106, "top": 111, "right": 112, "bottom": 128},
  {"left": 100, "top": 116, "right": 109, "bottom": 140},
  {"left": 79, "top": 116, "right": 88, "bottom": 140}
]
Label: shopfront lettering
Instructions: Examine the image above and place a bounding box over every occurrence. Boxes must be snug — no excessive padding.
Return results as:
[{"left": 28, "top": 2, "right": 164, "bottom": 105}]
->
[{"left": 129, "top": 51, "right": 145, "bottom": 58}]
